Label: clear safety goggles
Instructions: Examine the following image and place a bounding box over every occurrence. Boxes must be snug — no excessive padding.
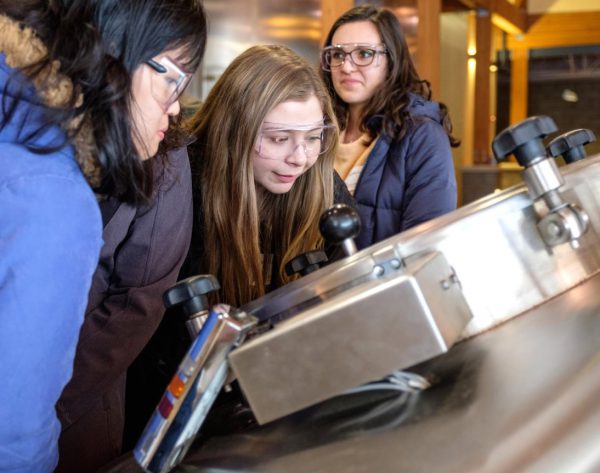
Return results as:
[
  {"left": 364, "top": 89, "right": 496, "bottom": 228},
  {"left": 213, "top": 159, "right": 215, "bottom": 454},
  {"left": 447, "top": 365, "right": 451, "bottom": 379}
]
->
[
  {"left": 145, "top": 56, "right": 192, "bottom": 110},
  {"left": 321, "top": 43, "right": 388, "bottom": 71},
  {"left": 255, "top": 122, "right": 336, "bottom": 161}
]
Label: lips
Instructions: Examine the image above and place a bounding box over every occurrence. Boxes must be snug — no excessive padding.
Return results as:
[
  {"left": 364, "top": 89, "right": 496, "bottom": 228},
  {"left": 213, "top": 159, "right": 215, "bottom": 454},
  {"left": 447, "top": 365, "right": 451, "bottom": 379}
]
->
[
  {"left": 274, "top": 172, "right": 298, "bottom": 184},
  {"left": 341, "top": 78, "right": 361, "bottom": 85}
]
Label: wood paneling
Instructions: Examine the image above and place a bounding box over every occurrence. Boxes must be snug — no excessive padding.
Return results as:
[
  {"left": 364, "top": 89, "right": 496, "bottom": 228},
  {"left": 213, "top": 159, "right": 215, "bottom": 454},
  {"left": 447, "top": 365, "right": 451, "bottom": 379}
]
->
[
  {"left": 320, "top": 0, "right": 354, "bottom": 46},
  {"left": 474, "top": 11, "right": 493, "bottom": 163},
  {"left": 510, "top": 47, "right": 528, "bottom": 125},
  {"left": 417, "top": 0, "right": 441, "bottom": 99}
]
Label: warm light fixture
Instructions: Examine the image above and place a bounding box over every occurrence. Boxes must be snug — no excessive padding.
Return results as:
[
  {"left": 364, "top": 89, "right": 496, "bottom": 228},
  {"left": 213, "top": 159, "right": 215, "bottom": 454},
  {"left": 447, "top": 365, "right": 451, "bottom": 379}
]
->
[{"left": 561, "top": 89, "right": 579, "bottom": 103}]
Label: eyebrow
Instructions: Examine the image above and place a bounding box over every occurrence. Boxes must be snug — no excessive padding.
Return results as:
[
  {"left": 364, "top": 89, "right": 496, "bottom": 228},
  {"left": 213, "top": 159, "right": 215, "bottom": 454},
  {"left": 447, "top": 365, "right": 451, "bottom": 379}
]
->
[
  {"left": 261, "top": 127, "right": 326, "bottom": 135},
  {"left": 262, "top": 121, "right": 326, "bottom": 129}
]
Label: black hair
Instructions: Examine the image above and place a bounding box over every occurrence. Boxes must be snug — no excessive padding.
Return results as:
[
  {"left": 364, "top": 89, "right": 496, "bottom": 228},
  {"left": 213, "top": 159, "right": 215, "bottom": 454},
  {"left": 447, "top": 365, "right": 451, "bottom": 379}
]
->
[
  {"left": 321, "top": 4, "right": 459, "bottom": 147},
  {"left": 0, "top": 0, "right": 207, "bottom": 204}
]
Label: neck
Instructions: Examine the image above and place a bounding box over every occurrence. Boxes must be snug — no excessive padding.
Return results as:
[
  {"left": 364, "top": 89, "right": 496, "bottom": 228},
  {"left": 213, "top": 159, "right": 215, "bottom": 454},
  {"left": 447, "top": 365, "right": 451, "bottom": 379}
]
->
[{"left": 343, "top": 105, "right": 364, "bottom": 143}]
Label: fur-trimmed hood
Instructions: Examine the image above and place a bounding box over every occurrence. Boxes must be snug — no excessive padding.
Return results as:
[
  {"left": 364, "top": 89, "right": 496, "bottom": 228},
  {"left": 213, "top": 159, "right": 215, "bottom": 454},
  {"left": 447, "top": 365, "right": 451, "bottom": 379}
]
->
[{"left": 0, "top": 14, "right": 101, "bottom": 187}]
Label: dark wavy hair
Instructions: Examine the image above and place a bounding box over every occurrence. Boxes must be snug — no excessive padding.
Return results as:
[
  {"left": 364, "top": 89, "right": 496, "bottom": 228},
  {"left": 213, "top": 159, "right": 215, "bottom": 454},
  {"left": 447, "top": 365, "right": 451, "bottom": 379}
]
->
[
  {"left": 0, "top": 0, "right": 207, "bottom": 204},
  {"left": 321, "top": 5, "right": 459, "bottom": 147}
]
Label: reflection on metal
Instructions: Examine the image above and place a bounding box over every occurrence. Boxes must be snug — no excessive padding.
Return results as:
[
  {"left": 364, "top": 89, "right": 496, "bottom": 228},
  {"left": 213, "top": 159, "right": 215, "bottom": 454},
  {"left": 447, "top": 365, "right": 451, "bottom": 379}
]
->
[{"left": 134, "top": 305, "right": 256, "bottom": 473}]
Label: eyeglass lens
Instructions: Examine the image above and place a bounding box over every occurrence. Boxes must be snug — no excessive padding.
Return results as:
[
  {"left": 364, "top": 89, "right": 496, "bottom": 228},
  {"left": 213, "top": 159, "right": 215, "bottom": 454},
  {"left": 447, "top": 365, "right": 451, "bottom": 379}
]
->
[
  {"left": 324, "top": 46, "right": 384, "bottom": 69},
  {"left": 257, "top": 127, "right": 332, "bottom": 160},
  {"left": 147, "top": 58, "right": 191, "bottom": 108}
]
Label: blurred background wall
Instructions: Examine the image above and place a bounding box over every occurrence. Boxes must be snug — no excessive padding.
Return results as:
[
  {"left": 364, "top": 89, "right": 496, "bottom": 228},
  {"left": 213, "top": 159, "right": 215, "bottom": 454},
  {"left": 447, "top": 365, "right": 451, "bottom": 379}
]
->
[{"left": 184, "top": 0, "right": 600, "bottom": 205}]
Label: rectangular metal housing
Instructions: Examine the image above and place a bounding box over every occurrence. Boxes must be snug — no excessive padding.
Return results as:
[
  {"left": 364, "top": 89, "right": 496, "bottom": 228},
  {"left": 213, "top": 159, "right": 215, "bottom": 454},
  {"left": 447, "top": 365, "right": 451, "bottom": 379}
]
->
[{"left": 229, "top": 251, "right": 471, "bottom": 424}]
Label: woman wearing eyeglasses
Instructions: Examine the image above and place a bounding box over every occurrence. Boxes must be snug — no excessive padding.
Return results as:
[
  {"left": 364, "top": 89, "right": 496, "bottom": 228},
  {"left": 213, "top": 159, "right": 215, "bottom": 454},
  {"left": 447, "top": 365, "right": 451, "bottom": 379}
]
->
[
  {"left": 0, "top": 1, "right": 206, "bottom": 472},
  {"left": 321, "top": 5, "right": 459, "bottom": 249},
  {"left": 53, "top": 2, "right": 208, "bottom": 473}
]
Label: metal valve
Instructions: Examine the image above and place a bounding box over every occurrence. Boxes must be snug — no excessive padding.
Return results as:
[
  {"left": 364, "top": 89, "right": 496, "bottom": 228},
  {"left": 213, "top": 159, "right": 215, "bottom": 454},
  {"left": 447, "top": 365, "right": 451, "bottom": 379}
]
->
[
  {"left": 319, "top": 204, "right": 361, "bottom": 256},
  {"left": 492, "top": 116, "right": 589, "bottom": 249},
  {"left": 164, "top": 274, "right": 220, "bottom": 338}
]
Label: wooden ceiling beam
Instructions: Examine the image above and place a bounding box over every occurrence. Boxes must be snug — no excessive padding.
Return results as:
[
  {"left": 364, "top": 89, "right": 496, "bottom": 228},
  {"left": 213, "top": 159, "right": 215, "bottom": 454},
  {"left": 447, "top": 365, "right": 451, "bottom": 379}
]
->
[
  {"left": 507, "top": 11, "right": 600, "bottom": 49},
  {"left": 451, "top": 0, "right": 528, "bottom": 33}
]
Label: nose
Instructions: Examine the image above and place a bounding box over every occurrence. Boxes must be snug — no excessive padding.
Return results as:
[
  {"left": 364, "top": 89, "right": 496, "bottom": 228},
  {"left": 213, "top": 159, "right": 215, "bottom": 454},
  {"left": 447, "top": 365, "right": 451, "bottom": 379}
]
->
[
  {"left": 285, "top": 143, "right": 309, "bottom": 166},
  {"left": 340, "top": 54, "right": 356, "bottom": 73},
  {"left": 166, "top": 98, "right": 181, "bottom": 116}
]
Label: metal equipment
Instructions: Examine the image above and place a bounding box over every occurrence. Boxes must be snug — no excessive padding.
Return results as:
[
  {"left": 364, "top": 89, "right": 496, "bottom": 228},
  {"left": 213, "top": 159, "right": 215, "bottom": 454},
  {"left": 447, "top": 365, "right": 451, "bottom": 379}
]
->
[{"left": 131, "top": 116, "right": 600, "bottom": 473}]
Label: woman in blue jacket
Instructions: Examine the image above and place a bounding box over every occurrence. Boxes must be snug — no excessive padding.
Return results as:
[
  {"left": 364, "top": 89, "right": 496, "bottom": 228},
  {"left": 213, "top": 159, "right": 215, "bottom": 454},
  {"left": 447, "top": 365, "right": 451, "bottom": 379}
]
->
[
  {"left": 321, "top": 5, "right": 459, "bottom": 249},
  {"left": 0, "top": 1, "right": 204, "bottom": 472}
]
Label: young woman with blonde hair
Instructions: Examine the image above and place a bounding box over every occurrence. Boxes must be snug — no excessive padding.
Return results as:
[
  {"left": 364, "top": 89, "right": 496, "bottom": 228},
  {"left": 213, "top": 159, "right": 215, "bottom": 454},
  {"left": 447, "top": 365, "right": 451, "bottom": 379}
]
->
[{"left": 185, "top": 44, "right": 353, "bottom": 306}]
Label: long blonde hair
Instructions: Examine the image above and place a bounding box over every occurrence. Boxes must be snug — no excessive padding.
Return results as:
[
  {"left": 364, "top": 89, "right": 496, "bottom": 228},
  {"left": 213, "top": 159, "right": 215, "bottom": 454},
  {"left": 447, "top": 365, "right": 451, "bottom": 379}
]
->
[{"left": 186, "top": 45, "right": 338, "bottom": 306}]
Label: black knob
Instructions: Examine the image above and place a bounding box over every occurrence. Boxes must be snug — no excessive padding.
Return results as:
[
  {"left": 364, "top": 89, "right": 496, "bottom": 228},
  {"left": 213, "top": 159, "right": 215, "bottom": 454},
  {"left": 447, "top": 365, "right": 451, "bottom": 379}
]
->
[
  {"left": 547, "top": 128, "right": 596, "bottom": 164},
  {"left": 319, "top": 204, "right": 361, "bottom": 245},
  {"left": 492, "top": 115, "right": 558, "bottom": 167},
  {"left": 163, "top": 275, "right": 220, "bottom": 316},
  {"left": 285, "top": 250, "right": 328, "bottom": 277}
]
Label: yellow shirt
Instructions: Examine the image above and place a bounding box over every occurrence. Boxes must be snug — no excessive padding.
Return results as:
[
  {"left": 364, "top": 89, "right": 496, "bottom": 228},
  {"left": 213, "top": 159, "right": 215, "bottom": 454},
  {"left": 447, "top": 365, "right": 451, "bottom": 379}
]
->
[{"left": 334, "top": 130, "right": 377, "bottom": 195}]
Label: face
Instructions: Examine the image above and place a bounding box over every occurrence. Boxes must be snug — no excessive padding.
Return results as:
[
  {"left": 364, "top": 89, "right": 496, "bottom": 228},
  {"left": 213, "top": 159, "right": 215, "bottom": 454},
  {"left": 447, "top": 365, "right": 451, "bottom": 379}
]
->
[
  {"left": 130, "top": 46, "right": 190, "bottom": 160},
  {"left": 253, "top": 94, "right": 324, "bottom": 195},
  {"left": 330, "top": 21, "right": 388, "bottom": 114}
]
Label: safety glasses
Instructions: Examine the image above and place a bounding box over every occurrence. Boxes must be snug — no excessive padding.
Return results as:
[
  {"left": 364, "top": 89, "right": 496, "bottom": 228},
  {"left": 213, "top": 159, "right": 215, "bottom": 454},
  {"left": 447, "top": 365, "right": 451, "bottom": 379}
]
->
[{"left": 145, "top": 56, "right": 193, "bottom": 110}]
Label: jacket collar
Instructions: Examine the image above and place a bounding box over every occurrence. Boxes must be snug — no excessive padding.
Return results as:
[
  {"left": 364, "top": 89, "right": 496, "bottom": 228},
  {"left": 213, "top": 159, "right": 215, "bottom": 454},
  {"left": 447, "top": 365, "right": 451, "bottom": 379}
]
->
[{"left": 0, "top": 14, "right": 101, "bottom": 187}]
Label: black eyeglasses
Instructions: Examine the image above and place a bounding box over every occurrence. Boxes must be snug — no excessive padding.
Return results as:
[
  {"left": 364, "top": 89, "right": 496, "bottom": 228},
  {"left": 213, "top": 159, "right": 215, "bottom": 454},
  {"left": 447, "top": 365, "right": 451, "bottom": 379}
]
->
[{"left": 321, "top": 44, "right": 388, "bottom": 71}]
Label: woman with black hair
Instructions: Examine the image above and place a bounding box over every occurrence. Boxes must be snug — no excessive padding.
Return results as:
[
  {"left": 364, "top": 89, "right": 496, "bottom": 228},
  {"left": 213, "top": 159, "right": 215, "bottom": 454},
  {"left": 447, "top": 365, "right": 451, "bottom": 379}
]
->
[
  {"left": 321, "top": 5, "right": 459, "bottom": 248},
  {"left": 0, "top": 1, "right": 206, "bottom": 472}
]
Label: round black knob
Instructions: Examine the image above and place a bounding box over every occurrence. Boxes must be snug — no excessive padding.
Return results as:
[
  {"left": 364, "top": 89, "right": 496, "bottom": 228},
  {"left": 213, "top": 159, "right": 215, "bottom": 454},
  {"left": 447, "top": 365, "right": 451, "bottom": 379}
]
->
[
  {"left": 547, "top": 128, "right": 596, "bottom": 164},
  {"left": 319, "top": 204, "right": 361, "bottom": 245},
  {"left": 285, "top": 250, "right": 328, "bottom": 277},
  {"left": 163, "top": 274, "right": 220, "bottom": 316},
  {"left": 492, "top": 115, "right": 558, "bottom": 167}
]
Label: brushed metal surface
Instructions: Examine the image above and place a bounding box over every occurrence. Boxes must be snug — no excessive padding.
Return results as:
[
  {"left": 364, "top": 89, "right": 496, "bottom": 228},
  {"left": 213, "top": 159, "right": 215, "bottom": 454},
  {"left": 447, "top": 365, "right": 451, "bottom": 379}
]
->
[{"left": 230, "top": 252, "right": 471, "bottom": 424}]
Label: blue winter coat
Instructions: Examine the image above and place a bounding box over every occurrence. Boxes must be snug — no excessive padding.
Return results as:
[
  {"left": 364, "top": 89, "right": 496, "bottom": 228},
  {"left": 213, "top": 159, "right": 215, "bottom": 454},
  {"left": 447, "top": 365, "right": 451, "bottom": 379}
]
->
[
  {"left": 0, "top": 54, "right": 102, "bottom": 472},
  {"left": 354, "top": 94, "right": 457, "bottom": 249}
]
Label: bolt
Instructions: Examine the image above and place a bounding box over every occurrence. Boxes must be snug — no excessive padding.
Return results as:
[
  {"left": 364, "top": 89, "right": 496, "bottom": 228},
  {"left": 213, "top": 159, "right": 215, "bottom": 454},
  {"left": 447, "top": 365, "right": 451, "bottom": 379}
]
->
[{"left": 546, "top": 221, "right": 562, "bottom": 238}]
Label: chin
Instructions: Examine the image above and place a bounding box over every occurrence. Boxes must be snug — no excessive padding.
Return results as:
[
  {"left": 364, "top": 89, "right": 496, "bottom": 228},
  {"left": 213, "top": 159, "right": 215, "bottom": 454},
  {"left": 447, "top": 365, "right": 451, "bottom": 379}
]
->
[{"left": 266, "top": 184, "right": 294, "bottom": 195}]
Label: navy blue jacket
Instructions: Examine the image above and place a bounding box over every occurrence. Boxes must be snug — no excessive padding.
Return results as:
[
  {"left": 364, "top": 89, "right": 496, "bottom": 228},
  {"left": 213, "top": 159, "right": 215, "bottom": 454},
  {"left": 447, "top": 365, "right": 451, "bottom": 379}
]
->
[{"left": 354, "top": 94, "right": 457, "bottom": 249}]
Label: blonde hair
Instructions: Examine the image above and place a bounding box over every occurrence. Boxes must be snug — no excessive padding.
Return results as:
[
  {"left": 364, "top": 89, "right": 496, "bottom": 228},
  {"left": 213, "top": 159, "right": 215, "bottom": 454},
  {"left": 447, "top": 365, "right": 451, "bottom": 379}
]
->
[{"left": 186, "top": 45, "right": 338, "bottom": 306}]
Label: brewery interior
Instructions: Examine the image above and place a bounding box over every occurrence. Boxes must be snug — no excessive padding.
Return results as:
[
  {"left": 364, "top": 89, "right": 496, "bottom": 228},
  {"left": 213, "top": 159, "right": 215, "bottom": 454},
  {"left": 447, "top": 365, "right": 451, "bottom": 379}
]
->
[{"left": 188, "top": 0, "right": 600, "bottom": 205}]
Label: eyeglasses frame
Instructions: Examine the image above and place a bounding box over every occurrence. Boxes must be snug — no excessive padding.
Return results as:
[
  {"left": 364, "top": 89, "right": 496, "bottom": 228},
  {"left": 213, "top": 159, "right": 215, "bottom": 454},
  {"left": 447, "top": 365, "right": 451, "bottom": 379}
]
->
[
  {"left": 255, "top": 122, "right": 336, "bottom": 161},
  {"left": 145, "top": 57, "right": 192, "bottom": 108},
  {"left": 321, "top": 43, "right": 388, "bottom": 72}
]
